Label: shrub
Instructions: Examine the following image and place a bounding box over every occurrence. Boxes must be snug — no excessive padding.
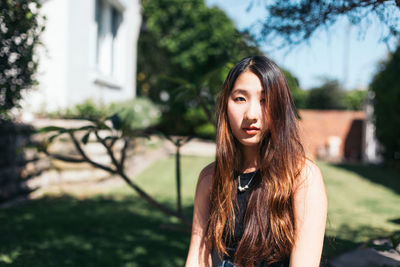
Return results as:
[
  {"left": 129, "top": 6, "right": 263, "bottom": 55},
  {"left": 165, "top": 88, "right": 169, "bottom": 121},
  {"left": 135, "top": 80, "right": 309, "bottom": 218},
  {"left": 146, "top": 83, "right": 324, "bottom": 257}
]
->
[
  {"left": 46, "top": 97, "right": 161, "bottom": 131},
  {"left": 0, "top": 0, "right": 45, "bottom": 118},
  {"left": 109, "top": 97, "right": 161, "bottom": 130},
  {"left": 370, "top": 46, "right": 400, "bottom": 166},
  {"left": 184, "top": 107, "right": 215, "bottom": 139}
]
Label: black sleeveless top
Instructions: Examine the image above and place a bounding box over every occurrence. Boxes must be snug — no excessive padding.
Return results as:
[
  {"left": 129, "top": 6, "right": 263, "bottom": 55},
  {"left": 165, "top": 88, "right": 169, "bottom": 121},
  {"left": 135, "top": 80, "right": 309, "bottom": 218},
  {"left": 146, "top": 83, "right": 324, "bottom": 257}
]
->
[{"left": 211, "top": 170, "right": 290, "bottom": 267}]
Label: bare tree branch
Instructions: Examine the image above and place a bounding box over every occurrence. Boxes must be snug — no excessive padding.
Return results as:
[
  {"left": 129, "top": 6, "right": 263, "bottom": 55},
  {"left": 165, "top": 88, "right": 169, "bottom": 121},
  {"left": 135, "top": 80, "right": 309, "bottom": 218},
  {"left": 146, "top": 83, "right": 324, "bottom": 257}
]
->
[
  {"left": 68, "top": 131, "right": 117, "bottom": 174},
  {"left": 120, "top": 138, "right": 129, "bottom": 169},
  {"left": 94, "top": 130, "right": 121, "bottom": 171},
  {"left": 39, "top": 125, "right": 192, "bottom": 227},
  {"left": 47, "top": 153, "right": 86, "bottom": 163},
  {"left": 256, "top": 0, "right": 400, "bottom": 47},
  {"left": 91, "top": 130, "right": 191, "bottom": 225}
]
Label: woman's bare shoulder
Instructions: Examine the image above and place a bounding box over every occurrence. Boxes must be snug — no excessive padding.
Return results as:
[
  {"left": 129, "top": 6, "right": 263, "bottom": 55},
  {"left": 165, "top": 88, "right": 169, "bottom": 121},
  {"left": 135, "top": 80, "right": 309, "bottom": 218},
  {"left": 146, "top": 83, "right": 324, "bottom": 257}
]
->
[
  {"left": 297, "top": 158, "right": 324, "bottom": 189},
  {"left": 195, "top": 162, "right": 215, "bottom": 194},
  {"left": 198, "top": 162, "right": 215, "bottom": 183}
]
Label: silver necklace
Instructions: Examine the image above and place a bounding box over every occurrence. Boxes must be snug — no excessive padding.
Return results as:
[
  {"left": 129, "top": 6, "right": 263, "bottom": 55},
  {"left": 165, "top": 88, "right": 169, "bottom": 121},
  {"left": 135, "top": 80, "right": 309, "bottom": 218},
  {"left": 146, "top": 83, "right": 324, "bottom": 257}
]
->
[{"left": 237, "top": 171, "right": 257, "bottom": 192}]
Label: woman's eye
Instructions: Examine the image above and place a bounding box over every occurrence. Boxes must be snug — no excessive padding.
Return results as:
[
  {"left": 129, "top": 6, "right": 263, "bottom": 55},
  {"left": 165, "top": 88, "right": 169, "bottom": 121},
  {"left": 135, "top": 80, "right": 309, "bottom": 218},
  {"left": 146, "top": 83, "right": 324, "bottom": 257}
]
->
[
  {"left": 260, "top": 99, "right": 266, "bottom": 104},
  {"left": 234, "top": 97, "right": 245, "bottom": 102}
]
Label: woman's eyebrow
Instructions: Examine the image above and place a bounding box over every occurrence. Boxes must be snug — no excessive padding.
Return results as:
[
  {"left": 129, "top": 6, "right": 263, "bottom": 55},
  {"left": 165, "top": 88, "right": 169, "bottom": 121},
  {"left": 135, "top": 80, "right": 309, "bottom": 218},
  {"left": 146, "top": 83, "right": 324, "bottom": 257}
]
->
[
  {"left": 231, "top": 89, "right": 249, "bottom": 95},
  {"left": 231, "top": 88, "right": 265, "bottom": 96}
]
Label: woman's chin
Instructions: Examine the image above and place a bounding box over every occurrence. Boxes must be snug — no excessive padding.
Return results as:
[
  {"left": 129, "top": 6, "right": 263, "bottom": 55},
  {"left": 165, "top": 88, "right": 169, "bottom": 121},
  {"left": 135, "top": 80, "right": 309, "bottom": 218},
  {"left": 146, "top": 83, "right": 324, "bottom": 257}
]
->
[{"left": 237, "top": 137, "right": 261, "bottom": 147}]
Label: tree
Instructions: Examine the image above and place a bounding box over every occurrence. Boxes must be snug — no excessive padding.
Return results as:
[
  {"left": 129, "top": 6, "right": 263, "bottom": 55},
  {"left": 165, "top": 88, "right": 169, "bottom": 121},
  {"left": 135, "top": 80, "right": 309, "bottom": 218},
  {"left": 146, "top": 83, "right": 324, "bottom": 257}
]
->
[
  {"left": 370, "top": 46, "right": 400, "bottom": 165},
  {"left": 137, "top": 0, "right": 261, "bottom": 136},
  {"left": 343, "top": 89, "right": 368, "bottom": 110},
  {"left": 38, "top": 115, "right": 191, "bottom": 227},
  {"left": 282, "top": 69, "right": 308, "bottom": 109},
  {"left": 0, "top": 0, "right": 45, "bottom": 118},
  {"left": 255, "top": 0, "right": 400, "bottom": 47},
  {"left": 307, "top": 78, "right": 346, "bottom": 109}
]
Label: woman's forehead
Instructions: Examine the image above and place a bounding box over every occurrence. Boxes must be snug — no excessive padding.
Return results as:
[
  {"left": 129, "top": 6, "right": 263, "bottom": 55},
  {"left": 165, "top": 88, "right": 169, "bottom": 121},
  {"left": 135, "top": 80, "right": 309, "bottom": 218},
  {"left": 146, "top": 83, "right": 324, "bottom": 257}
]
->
[{"left": 232, "top": 71, "right": 264, "bottom": 94}]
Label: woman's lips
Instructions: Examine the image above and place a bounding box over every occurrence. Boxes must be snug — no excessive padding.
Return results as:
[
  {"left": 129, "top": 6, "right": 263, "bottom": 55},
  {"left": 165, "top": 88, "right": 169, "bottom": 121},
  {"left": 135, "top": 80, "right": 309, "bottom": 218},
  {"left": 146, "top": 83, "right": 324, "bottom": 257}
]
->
[{"left": 242, "top": 127, "right": 260, "bottom": 135}]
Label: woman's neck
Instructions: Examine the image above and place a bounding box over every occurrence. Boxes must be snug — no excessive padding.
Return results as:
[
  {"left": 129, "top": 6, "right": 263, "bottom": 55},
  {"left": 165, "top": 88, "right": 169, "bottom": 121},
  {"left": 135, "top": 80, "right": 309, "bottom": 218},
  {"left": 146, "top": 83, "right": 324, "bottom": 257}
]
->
[{"left": 240, "top": 145, "right": 259, "bottom": 173}]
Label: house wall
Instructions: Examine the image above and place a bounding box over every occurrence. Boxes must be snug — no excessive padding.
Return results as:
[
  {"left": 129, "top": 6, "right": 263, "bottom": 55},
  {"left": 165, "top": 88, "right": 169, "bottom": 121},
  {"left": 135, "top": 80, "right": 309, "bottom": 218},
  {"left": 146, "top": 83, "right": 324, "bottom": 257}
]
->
[
  {"left": 67, "top": 0, "right": 141, "bottom": 106},
  {"left": 27, "top": 0, "right": 70, "bottom": 113},
  {"left": 24, "top": 0, "right": 141, "bottom": 116},
  {"left": 298, "top": 110, "right": 366, "bottom": 161}
]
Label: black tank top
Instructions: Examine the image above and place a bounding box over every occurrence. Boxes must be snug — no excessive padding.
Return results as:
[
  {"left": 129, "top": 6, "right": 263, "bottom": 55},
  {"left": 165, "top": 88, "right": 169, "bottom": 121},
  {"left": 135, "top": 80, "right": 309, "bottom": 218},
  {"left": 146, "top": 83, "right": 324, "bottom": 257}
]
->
[{"left": 211, "top": 170, "right": 290, "bottom": 267}]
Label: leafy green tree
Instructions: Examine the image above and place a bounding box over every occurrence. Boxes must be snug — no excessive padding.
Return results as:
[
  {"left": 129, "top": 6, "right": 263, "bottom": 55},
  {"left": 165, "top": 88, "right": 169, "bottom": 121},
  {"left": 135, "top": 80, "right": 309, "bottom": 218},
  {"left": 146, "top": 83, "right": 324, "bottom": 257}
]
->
[
  {"left": 0, "top": 0, "right": 45, "bottom": 118},
  {"left": 307, "top": 78, "right": 346, "bottom": 110},
  {"left": 343, "top": 89, "right": 368, "bottom": 110},
  {"left": 370, "top": 46, "right": 400, "bottom": 165},
  {"left": 254, "top": 0, "right": 400, "bottom": 47},
  {"left": 137, "top": 0, "right": 261, "bottom": 136},
  {"left": 282, "top": 69, "right": 308, "bottom": 109}
]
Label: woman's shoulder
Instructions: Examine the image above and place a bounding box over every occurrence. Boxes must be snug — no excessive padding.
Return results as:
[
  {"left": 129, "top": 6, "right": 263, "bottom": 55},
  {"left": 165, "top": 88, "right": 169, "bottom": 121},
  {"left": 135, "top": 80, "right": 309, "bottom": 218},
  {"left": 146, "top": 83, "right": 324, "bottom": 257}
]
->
[
  {"left": 195, "top": 162, "right": 215, "bottom": 194},
  {"left": 294, "top": 158, "right": 327, "bottom": 207},
  {"left": 296, "top": 158, "right": 324, "bottom": 188},
  {"left": 198, "top": 161, "right": 215, "bottom": 183}
]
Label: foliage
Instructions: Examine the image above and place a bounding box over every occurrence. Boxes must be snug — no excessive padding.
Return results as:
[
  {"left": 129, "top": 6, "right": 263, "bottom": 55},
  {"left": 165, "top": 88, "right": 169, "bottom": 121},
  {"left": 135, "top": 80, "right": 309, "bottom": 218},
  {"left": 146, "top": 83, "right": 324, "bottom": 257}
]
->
[
  {"left": 137, "top": 0, "right": 262, "bottom": 135},
  {"left": 0, "top": 0, "right": 45, "bottom": 118},
  {"left": 370, "top": 46, "right": 400, "bottom": 165},
  {"left": 343, "top": 89, "right": 368, "bottom": 110},
  {"left": 60, "top": 99, "right": 108, "bottom": 121},
  {"left": 184, "top": 107, "right": 216, "bottom": 139},
  {"left": 282, "top": 69, "right": 308, "bottom": 109},
  {"left": 109, "top": 97, "right": 161, "bottom": 130},
  {"left": 46, "top": 97, "right": 161, "bottom": 131},
  {"left": 307, "top": 78, "right": 346, "bottom": 110},
  {"left": 254, "top": 0, "right": 400, "bottom": 47}
]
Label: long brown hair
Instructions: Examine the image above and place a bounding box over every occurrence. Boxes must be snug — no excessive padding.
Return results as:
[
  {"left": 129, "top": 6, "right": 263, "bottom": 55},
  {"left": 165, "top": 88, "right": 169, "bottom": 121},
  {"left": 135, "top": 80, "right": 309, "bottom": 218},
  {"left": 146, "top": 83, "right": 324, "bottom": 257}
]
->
[{"left": 206, "top": 55, "right": 306, "bottom": 266}]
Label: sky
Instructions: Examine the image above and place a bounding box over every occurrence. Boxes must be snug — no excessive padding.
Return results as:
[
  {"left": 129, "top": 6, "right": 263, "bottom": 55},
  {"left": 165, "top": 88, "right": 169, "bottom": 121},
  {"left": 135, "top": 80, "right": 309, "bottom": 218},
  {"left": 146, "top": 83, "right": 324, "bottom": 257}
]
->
[{"left": 206, "top": 0, "right": 394, "bottom": 90}]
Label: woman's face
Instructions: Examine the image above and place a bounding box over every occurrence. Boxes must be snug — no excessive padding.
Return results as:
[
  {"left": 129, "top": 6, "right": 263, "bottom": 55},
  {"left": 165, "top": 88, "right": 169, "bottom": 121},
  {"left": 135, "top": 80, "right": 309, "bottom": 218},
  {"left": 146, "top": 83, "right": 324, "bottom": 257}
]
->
[{"left": 227, "top": 71, "right": 266, "bottom": 147}]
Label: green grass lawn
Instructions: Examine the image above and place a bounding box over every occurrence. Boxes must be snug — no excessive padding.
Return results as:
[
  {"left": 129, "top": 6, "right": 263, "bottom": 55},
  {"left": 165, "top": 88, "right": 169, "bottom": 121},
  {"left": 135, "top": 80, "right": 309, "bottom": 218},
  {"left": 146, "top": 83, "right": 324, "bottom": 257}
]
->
[{"left": 0, "top": 156, "right": 399, "bottom": 266}]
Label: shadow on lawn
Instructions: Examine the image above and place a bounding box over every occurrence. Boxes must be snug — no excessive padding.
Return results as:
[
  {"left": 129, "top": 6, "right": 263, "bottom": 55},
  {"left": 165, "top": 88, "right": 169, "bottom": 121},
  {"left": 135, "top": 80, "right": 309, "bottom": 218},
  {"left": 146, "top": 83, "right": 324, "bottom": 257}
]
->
[
  {"left": 0, "top": 195, "right": 395, "bottom": 266},
  {"left": 323, "top": 224, "right": 395, "bottom": 265},
  {"left": 334, "top": 163, "right": 400, "bottom": 194},
  {"left": 0, "top": 196, "right": 192, "bottom": 267}
]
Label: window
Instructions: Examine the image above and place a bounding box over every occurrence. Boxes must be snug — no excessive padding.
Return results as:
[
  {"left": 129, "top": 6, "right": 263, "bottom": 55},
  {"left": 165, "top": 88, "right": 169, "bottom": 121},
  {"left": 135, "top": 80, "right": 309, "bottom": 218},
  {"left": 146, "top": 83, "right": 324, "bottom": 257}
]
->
[{"left": 95, "top": 0, "right": 122, "bottom": 78}]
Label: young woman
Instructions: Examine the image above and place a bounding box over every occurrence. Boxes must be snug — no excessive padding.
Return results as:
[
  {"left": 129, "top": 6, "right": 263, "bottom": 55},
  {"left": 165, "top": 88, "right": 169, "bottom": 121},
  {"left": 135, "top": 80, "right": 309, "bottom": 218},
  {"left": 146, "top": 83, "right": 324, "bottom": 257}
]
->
[{"left": 185, "top": 56, "right": 327, "bottom": 267}]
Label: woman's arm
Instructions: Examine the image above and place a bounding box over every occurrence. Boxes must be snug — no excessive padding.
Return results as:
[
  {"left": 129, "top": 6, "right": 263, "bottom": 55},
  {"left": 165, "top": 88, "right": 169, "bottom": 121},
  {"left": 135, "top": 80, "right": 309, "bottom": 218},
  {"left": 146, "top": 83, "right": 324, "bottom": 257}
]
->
[
  {"left": 185, "top": 163, "right": 214, "bottom": 267},
  {"left": 290, "top": 160, "right": 328, "bottom": 267}
]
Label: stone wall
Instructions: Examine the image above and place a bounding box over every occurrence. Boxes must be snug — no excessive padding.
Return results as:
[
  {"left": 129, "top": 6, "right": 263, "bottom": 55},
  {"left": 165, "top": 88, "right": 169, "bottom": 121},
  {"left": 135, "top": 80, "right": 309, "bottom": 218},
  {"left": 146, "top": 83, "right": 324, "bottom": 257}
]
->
[{"left": 0, "top": 120, "right": 44, "bottom": 203}]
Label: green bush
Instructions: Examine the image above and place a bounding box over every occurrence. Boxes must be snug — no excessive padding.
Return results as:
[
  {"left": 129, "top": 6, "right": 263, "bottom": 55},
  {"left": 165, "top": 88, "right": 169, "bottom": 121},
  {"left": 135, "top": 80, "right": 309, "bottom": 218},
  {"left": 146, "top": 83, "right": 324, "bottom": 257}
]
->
[
  {"left": 109, "top": 97, "right": 161, "bottom": 130},
  {"left": 0, "top": 0, "right": 45, "bottom": 118},
  {"left": 307, "top": 79, "right": 346, "bottom": 110},
  {"left": 343, "top": 89, "right": 368, "bottom": 110},
  {"left": 184, "top": 107, "right": 215, "bottom": 139},
  {"left": 195, "top": 123, "right": 216, "bottom": 140},
  {"left": 46, "top": 97, "right": 161, "bottom": 131},
  {"left": 46, "top": 99, "right": 107, "bottom": 120}
]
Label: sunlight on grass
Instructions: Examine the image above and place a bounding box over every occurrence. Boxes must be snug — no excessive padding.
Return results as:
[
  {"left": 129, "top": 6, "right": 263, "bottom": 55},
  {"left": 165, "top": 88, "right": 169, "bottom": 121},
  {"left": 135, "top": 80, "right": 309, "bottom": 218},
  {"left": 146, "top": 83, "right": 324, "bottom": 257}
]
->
[
  {"left": 320, "top": 161, "right": 400, "bottom": 240},
  {"left": 110, "top": 155, "right": 214, "bottom": 207},
  {"left": 1, "top": 156, "right": 399, "bottom": 265}
]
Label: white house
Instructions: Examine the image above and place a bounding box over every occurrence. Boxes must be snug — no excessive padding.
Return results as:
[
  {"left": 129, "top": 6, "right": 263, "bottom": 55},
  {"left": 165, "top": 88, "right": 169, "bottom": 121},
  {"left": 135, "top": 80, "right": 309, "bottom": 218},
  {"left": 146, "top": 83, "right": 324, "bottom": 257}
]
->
[{"left": 24, "top": 0, "right": 141, "bottom": 116}]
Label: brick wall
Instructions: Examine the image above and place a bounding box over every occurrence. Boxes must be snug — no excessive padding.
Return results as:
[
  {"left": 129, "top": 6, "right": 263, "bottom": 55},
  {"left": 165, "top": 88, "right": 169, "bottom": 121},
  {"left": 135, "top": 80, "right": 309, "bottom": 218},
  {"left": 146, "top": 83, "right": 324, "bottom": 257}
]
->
[{"left": 298, "top": 110, "right": 365, "bottom": 162}]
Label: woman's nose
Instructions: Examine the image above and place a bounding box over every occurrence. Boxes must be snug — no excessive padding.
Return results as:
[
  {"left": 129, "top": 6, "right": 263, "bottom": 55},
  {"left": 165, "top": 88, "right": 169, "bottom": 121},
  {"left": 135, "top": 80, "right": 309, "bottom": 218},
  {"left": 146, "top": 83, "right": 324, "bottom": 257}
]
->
[{"left": 245, "top": 100, "right": 260, "bottom": 121}]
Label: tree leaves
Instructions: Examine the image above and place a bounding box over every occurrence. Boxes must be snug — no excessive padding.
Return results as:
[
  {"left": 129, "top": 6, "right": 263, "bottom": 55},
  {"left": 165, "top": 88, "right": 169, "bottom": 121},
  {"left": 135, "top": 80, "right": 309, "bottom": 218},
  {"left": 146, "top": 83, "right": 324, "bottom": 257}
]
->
[{"left": 254, "top": 0, "right": 400, "bottom": 48}]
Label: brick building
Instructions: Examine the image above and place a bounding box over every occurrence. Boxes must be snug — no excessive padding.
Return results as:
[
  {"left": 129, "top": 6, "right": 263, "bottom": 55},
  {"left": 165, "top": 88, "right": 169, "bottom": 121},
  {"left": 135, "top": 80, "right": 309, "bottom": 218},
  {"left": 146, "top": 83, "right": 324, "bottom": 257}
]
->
[{"left": 298, "top": 110, "right": 366, "bottom": 162}]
